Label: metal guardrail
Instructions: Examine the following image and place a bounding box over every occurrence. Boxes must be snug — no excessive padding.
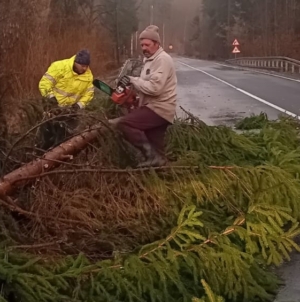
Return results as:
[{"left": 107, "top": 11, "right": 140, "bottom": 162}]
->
[{"left": 226, "top": 56, "right": 300, "bottom": 73}]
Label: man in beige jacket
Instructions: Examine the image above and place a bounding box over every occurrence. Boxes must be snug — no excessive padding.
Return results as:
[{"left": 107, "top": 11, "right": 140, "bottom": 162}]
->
[{"left": 117, "top": 25, "right": 177, "bottom": 167}]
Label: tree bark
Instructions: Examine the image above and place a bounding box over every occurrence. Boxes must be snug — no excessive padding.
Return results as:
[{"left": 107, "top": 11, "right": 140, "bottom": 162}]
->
[{"left": 0, "top": 124, "right": 103, "bottom": 197}]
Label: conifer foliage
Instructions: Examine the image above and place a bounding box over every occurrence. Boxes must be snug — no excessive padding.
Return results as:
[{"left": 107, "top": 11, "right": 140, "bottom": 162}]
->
[{"left": 0, "top": 110, "right": 300, "bottom": 301}]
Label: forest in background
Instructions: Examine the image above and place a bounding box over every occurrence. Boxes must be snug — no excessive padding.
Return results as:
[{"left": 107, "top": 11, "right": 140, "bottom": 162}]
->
[
  {"left": 136, "top": 0, "right": 300, "bottom": 60},
  {"left": 185, "top": 0, "right": 300, "bottom": 60}
]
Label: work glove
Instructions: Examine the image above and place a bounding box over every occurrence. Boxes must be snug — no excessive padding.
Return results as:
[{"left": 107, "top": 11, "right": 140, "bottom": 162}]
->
[
  {"left": 48, "top": 107, "right": 64, "bottom": 116},
  {"left": 42, "top": 96, "right": 59, "bottom": 117},
  {"left": 118, "top": 75, "right": 131, "bottom": 87}
]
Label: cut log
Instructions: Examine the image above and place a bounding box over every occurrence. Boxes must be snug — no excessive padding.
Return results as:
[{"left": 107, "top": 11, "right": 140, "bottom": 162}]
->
[{"left": 0, "top": 124, "right": 103, "bottom": 197}]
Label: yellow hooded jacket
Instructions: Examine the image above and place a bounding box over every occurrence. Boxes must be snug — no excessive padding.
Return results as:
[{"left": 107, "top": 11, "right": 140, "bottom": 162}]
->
[{"left": 39, "top": 55, "right": 94, "bottom": 108}]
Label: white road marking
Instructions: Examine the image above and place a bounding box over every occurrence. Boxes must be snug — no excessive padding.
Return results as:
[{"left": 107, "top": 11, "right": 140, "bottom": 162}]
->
[
  {"left": 178, "top": 61, "right": 300, "bottom": 119},
  {"left": 215, "top": 62, "right": 300, "bottom": 83}
]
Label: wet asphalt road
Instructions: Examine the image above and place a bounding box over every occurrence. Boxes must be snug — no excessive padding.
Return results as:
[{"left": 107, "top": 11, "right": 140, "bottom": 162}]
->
[
  {"left": 175, "top": 57, "right": 300, "bottom": 126},
  {"left": 173, "top": 57, "right": 300, "bottom": 301}
]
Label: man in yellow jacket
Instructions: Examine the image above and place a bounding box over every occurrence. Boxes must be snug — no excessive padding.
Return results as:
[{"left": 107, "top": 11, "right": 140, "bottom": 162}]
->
[
  {"left": 39, "top": 49, "right": 94, "bottom": 109},
  {"left": 37, "top": 50, "right": 94, "bottom": 150}
]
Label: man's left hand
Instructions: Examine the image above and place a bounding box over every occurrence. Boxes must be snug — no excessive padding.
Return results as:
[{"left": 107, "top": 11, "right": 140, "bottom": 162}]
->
[{"left": 71, "top": 103, "right": 80, "bottom": 110}]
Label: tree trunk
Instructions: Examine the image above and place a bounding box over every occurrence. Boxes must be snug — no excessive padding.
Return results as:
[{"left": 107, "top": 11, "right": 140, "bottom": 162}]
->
[
  {"left": 0, "top": 124, "right": 103, "bottom": 197},
  {"left": 274, "top": 0, "right": 278, "bottom": 55},
  {"left": 115, "top": 0, "right": 120, "bottom": 64}
]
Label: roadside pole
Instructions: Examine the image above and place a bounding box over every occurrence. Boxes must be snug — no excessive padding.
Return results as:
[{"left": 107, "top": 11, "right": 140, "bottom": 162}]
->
[{"left": 232, "top": 39, "right": 241, "bottom": 59}]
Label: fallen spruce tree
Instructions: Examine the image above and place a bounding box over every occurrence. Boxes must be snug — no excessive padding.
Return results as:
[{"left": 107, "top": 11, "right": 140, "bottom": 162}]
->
[{"left": 0, "top": 105, "right": 300, "bottom": 301}]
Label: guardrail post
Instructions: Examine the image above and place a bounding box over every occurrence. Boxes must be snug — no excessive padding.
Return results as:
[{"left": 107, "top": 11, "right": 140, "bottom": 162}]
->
[
  {"left": 285, "top": 62, "right": 288, "bottom": 72},
  {"left": 292, "top": 64, "right": 295, "bottom": 73},
  {"left": 276, "top": 61, "right": 279, "bottom": 68}
]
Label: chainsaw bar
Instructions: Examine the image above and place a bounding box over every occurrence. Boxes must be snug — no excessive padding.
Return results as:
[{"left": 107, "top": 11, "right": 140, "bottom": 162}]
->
[{"left": 92, "top": 79, "right": 114, "bottom": 96}]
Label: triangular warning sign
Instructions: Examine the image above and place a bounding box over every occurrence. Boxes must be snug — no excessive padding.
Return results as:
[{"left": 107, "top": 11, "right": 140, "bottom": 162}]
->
[
  {"left": 232, "top": 39, "right": 240, "bottom": 46},
  {"left": 232, "top": 46, "right": 241, "bottom": 54}
]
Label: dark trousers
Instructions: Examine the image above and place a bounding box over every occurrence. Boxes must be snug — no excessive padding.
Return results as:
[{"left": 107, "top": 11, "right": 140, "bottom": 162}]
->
[
  {"left": 117, "top": 106, "right": 170, "bottom": 155},
  {"left": 37, "top": 117, "right": 78, "bottom": 151}
]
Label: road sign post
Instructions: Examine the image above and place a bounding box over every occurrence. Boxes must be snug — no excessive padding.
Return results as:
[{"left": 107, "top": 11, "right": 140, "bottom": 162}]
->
[{"left": 232, "top": 39, "right": 241, "bottom": 59}]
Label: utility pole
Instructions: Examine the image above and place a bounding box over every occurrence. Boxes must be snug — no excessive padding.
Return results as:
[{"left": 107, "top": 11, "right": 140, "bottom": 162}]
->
[
  {"left": 183, "top": 20, "right": 186, "bottom": 54},
  {"left": 163, "top": 23, "right": 165, "bottom": 48},
  {"left": 227, "top": 0, "right": 231, "bottom": 45},
  {"left": 131, "top": 33, "right": 133, "bottom": 57},
  {"left": 150, "top": 4, "right": 154, "bottom": 25},
  {"left": 115, "top": 0, "right": 120, "bottom": 64},
  {"left": 274, "top": 0, "right": 278, "bottom": 55},
  {"left": 169, "top": 0, "right": 175, "bottom": 50},
  {"left": 183, "top": 1, "right": 189, "bottom": 54},
  {"left": 265, "top": 0, "right": 268, "bottom": 56},
  {"left": 162, "top": 0, "right": 165, "bottom": 49},
  {"left": 135, "top": 31, "right": 138, "bottom": 54},
  {"left": 150, "top": 0, "right": 155, "bottom": 25}
]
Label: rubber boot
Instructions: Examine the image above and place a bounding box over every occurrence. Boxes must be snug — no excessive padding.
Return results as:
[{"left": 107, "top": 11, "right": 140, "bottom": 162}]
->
[{"left": 137, "top": 143, "right": 167, "bottom": 168}]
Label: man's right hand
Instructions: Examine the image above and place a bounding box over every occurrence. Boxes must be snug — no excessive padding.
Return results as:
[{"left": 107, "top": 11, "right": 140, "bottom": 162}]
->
[
  {"left": 43, "top": 96, "right": 58, "bottom": 116},
  {"left": 118, "top": 76, "right": 131, "bottom": 87},
  {"left": 48, "top": 96, "right": 58, "bottom": 106}
]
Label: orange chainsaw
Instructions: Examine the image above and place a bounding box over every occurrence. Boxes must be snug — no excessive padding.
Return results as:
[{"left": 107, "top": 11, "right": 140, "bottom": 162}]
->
[{"left": 93, "top": 79, "right": 138, "bottom": 109}]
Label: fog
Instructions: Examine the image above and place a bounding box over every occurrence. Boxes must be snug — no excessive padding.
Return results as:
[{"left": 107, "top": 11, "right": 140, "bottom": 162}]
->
[{"left": 137, "top": 0, "right": 201, "bottom": 53}]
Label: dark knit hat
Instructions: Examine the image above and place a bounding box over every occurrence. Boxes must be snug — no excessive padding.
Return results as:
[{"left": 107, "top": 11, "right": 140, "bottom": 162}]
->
[
  {"left": 75, "top": 49, "right": 90, "bottom": 65},
  {"left": 139, "top": 25, "right": 161, "bottom": 44}
]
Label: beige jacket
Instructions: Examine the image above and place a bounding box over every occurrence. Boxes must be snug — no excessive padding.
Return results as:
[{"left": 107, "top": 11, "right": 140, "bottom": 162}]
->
[{"left": 129, "top": 47, "right": 177, "bottom": 123}]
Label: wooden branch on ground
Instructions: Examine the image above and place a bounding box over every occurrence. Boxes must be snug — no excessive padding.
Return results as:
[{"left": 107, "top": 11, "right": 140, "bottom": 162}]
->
[
  {"left": 0, "top": 123, "right": 104, "bottom": 197},
  {"left": 9, "top": 165, "right": 235, "bottom": 185}
]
